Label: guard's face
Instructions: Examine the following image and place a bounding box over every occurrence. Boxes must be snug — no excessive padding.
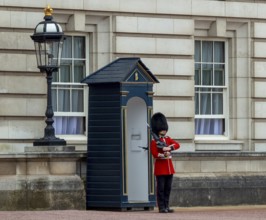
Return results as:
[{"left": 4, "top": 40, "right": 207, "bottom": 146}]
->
[{"left": 159, "top": 130, "right": 167, "bottom": 137}]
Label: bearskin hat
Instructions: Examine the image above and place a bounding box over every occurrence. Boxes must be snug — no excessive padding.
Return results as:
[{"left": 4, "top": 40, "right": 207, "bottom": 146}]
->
[{"left": 151, "top": 112, "right": 168, "bottom": 135}]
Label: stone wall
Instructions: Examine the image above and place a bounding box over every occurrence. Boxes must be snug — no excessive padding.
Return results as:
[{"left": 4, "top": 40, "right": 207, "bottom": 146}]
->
[
  {"left": 2, "top": 0, "right": 266, "bottom": 153},
  {"left": 171, "top": 173, "right": 266, "bottom": 207},
  {"left": 171, "top": 152, "right": 266, "bottom": 206},
  {"left": 0, "top": 149, "right": 86, "bottom": 210},
  {"left": 76, "top": 152, "right": 266, "bottom": 208}
]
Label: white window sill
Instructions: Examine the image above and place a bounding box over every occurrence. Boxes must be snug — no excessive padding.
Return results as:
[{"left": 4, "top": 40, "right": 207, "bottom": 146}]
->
[
  {"left": 195, "top": 135, "right": 229, "bottom": 141},
  {"left": 56, "top": 135, "right": 87, "bottom": 145}
]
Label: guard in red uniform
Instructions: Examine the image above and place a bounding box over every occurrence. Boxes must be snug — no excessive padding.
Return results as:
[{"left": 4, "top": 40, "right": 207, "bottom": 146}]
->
[{"left": 150, "top": 112, "right": 180, "bottom": 213}]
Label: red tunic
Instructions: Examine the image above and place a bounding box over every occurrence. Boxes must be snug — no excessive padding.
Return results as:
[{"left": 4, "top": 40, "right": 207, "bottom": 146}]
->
[{"left": 150, "top": 136, "right": 180, "bottom": 176}]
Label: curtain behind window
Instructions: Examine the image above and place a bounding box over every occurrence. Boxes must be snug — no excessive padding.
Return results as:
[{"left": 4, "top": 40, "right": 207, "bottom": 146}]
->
[{"left": 54, "top": 116, "right": 84, "bottom": 134}]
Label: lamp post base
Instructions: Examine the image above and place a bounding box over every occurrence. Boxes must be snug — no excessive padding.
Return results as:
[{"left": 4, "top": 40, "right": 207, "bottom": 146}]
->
[{"left": 33, "top": 137, "right": 66, "bottom": 146}]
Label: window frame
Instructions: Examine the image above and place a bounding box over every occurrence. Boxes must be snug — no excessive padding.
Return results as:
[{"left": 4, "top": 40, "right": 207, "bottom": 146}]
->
[
  {"left": 194, "top": 39, "right": 229, "bottom": 140},
  {"left": 52, "top": 33, "right": 89, "bottom": 138}
]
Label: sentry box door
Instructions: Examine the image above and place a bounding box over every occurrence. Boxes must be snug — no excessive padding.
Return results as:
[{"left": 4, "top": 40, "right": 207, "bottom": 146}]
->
[{"left": 126, "top": 97, "right": 149, "bottom": 202}]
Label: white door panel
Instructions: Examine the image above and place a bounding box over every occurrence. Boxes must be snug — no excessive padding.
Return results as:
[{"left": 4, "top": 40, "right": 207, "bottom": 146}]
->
[{"left": 126, "top": 97, "right": 148, "bottom": 202}]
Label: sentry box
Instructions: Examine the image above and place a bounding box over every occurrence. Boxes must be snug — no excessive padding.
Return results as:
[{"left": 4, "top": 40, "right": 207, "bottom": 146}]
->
[{"left": 81, "top": 57, "right": 159, "bottom": 211}]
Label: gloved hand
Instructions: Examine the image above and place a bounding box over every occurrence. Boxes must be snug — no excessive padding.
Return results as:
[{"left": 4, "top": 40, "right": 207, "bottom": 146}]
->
[
  {"left": 163, "top": 144, "right": 175, "bottom": 152},
  {"left": 164, "top": 152, "right": 171, "bottom": 157},
  {"left": 162, "top": 146, "right": 171, "bottom": 151}
]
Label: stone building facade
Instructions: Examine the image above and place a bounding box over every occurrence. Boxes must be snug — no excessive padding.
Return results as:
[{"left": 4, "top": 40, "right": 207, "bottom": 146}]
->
[{"left": 1, "top": 0, "right": 266, "bottom": 209}]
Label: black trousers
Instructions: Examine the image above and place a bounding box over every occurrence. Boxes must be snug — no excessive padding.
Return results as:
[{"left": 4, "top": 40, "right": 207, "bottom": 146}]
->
[{"left": 156, "top": 175, "right": 173, "bottom": 210}]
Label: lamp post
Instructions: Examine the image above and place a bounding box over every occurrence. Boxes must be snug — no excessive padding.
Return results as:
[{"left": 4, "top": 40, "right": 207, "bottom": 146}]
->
[{"left": 31, "top": 5, "right": 66, "bottom": 146}]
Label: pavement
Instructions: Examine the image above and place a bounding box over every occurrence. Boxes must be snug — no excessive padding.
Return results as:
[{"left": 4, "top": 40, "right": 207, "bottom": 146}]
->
[{"left": 1, "top": 205, "right": 266, "bottom": 220}]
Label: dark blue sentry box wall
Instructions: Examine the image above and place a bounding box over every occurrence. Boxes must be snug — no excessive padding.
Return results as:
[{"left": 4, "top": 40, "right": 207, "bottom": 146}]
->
[{"left": 81, "top": 57, "right": 159, "bottom": 210}]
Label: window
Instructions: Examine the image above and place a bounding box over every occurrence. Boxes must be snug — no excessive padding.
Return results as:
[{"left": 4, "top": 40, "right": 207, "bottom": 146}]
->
[
  {"left": 194, "top": 40, "right": 227, "bottom": 135},
  {"left": 52, "top": 36, "right": 87, "bottom": 135}
]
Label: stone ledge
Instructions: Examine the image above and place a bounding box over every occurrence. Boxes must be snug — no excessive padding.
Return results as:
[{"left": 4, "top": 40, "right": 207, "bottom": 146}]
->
[
  {"left": 0, "top": 152, "right": 86, "bottom": 160},
  {"left": 172, "top": 151, "right": 266, "bottom": 158},
  {"left": 24, "top": 145, "right": 75, "bottom": 153}
]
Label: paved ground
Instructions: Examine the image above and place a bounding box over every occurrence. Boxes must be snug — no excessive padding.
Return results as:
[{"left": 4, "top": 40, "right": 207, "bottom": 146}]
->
[{"left": 1, "top": 205, "right": 266, "bottom": 220}]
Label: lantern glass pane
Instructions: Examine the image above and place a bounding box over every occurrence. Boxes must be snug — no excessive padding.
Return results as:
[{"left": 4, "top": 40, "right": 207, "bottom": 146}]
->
[
  {"left": 46, "top": 41, "right": 59, "bottom": 66},
  {"left": 57, "top": 40, "right": 64, "bottom": 66},
  {"left": 34, "top": 40, "right": 63, "bottom": 67},
  {"left": 34, "top": 41, "right": 45, "bottom": 67},
  {"left": 34, "top": 41, "right": 62, "bottom": 68},
  {"left": 47, "top": 40, "right": 64, "bottom": 67},
  {"left": 34, "top": 42, "right": 40, "bottom": 67}
]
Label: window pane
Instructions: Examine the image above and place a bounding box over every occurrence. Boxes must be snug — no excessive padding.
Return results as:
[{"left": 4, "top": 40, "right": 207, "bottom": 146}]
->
[
  {"left": 202, "top": 67, "right": 212, "bottom": 86},
  {"left": 212, "top": 93, "right": 223, "bottom": 114},
  {"left": 195, "top": 41, "right": 201, "bottom": 62},
  {"left": 195, "top": 118, "right": 224, "bottom": 135},
  {"left": 213, "top": 88, "right": 223, "bottom": 92},
  {"left": 195, "top": 92, "right": 199, "bottom": 114},
  {"left": 60, "top": 65, "right": 71, "bottom": 82},
  {"left": 61, "top": 36, "right": 72, "bottom": 58},
  {"left": 53, "top": 71, "right": 59, "bottom": 82},
  {"left": 58, "top": 89, "right": 70, "bottom": 112},
  {"left": 201, "top": 88, "right": 211, "bottom": 92},
  {"left": 214, "top": 42, "right": 224, "bottom": 63},
  {"left": 195, "top": 67, "right": 201, "bottom": 85},
  {"left": 52, "top": 88, "right": 58, "bottom": 111},
  {"left": 200, "top": 93, "right": 211, "bottom": 114},
  {"left": 202, "top": 41, "right": 213, "bottom": 62},
  {"left": 54, "top": 116, "right": 84, "bottom": 134},
  {"left": 74, "top": 37, "right": 85, "bottom": 58},
  {"left": 74, "top": 60, "right": 85, "bottom": 82},
  {"left": 214, "top": 64, "right": 225, "bottom": 86},
  {"left": 72, "top": 89, "right": 84, "bottom": 112}
]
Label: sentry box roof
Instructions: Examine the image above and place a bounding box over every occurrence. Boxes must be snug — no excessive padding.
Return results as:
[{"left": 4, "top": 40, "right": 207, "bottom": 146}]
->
[{"left": 81, "top": 57, "right": 159, "bottom": 85}]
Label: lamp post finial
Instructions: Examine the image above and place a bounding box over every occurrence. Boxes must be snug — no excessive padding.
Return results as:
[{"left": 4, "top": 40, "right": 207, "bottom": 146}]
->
[{"left": 44, "top": 5, "right": 53, "bottom": 16}]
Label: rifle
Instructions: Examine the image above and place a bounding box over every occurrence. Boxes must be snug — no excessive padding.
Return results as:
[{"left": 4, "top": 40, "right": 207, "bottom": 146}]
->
[{"left": 147, "top": 123, "right": 167, "bottom": 149}]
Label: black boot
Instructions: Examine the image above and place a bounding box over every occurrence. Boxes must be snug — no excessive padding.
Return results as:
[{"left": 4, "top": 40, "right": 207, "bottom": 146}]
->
[
  {"left": 166, "top": 208, "right": 174, "bottom": 213},
  {"left": 159, "top": 209, "right": 168, "bottom": 213}
]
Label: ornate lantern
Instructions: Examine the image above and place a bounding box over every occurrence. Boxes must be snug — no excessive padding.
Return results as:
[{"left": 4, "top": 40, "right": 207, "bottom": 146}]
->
[{"left": 31, "top": 5, "right": 66, "bottom": 146}]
